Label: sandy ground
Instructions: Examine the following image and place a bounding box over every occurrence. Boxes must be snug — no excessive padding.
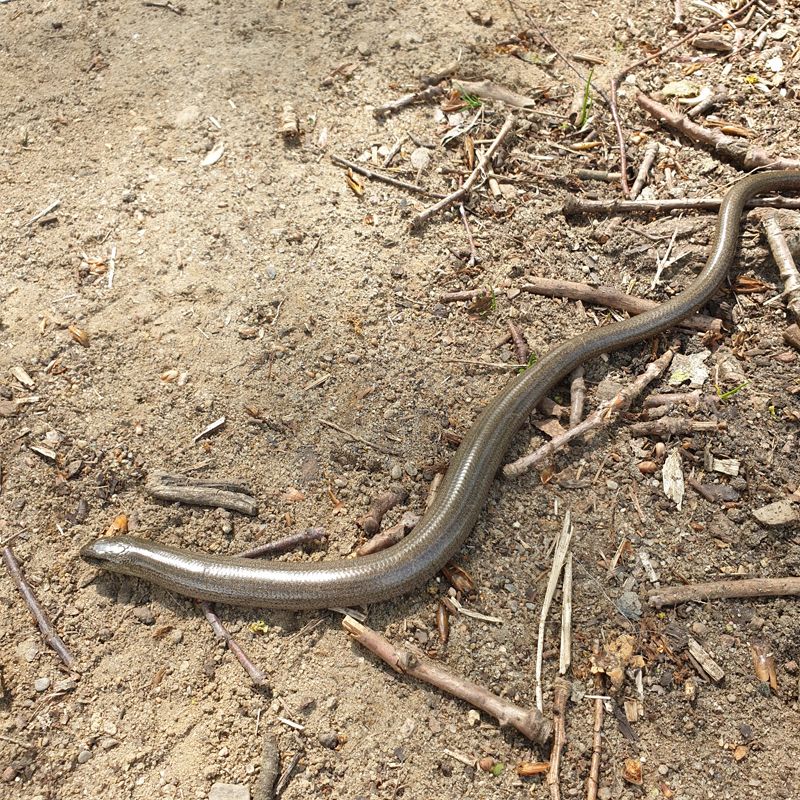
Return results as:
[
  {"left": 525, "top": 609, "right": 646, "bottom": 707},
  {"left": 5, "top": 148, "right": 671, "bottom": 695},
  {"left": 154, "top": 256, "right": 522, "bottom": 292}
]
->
[{"left": 2, "top": 0, "right": 800, "bottom": 798}]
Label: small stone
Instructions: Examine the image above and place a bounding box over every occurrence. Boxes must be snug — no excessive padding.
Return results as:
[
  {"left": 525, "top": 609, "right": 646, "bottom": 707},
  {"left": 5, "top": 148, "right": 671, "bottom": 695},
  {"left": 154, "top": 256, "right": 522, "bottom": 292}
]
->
[
  {"left": 77, "top": 750, "right": 93, "bottom": 764},
  {"left": 169, "top": 629, "right": 184, "bottom": 645},
  {"left": 98, "top": 627, "right": 114, "bottom": 642},
  {"left": 390, "top": 463, "right": 403, "bottom": 480},
  {"left": 404, "top": 461, "right": 418, "bottom": 477},
  {"left": 208, "top": 783, "right": 250, "bottom": 800},
  {"left": 752, "top": 500, "right": 798, "bottom": 526},
  {"left": 133, "top": 606, "right": 156, "bottom": 625},
  {"left": 356, "top": 42, "right": 371, "bottom": 56},
  {"left": 467, "top": 709, "right": 481, "bottom": 726},
  {"left": 34, "top": 677, "right": 51, "bottom": 692},
  {"left": 616, "top": 592, "right": 642, "bottom": 621},
  {"left": 2, "top": 767, "right": 16, "bottom": 782},
  {"left": 318, "top": 731, "right": 339, "bottom": 749},
  {"left": 16, "top": 639, "right": 39, "bottom": 663},
  {"left": 266, "top": 265, "right": 277, "bottom": 280},
  {"left": 605, "top": 479, "right": 619, "bottom": 491}
]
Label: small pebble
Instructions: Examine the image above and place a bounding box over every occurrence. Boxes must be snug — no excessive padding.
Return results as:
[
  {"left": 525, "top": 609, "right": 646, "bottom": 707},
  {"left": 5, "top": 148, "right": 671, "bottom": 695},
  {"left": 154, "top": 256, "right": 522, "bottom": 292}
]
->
[
  {"left": 467, "top": 709, "right": 481, "bottom": 726},
  {"left": 133, "top": 606, "right": 156, "bottom": 625},
  {"left": 208, "top": 783, "right": 250, "bottom": 800},
  {"left": 77, "top": 750, "right": 93, "bottom": 764},
  {"left": 616, "top": 592, "right": 642, "bottom": 621},
  {"left": 34, "top": 677, "right": 51, "bottom": 693},
  {"left": 169, "top": 629, "right": 184, "bottom": 645},
  {"left": 318, "top": 731, "right": 339, "bottom": 749}
]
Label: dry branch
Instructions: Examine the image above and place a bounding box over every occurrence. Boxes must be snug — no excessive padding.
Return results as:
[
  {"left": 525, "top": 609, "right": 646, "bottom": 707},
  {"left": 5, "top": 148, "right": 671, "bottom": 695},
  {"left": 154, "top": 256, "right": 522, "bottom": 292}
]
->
[
  {"left": 517, "top": 276, "right": 721, "bottom": 333},
  {"left": 504, "top": 343, "right": 679, "bottom": 479},
  {"left": 649, "top": 577, "right": 800, "bottom": 607},
  {"left": 636, "top": 93, "right": 800, "bottom": 172},
  {"left": 343, "top": 615, "right": 552, "bottom": 744}
]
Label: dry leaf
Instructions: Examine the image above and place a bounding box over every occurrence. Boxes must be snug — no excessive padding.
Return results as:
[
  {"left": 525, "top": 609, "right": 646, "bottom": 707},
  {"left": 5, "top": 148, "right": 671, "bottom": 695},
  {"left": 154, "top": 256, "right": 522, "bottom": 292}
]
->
[
  {"left": 622, "top": 757, "right": 642, "bottom": 785},
  {"left": 68, "top": 325, "right": 90, "bottom": 347},
  {"left": 282, "top": 488, "right": 305, "bottom": 504},
  {"left": 345, "top": 168, "right": 364, "bottom": 196}
]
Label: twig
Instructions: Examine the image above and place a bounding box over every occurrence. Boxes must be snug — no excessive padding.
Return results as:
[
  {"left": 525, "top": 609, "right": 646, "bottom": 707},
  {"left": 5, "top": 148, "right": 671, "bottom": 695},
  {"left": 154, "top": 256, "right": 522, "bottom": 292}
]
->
[
  {"left": 343, "top": 615, "right": 551, "bottom": 743},
  {"left": 535, "top": 513, "right": 572, "bottom": 711},
  {"left": 146, "top": 470, "right": 258, "bottom": 516},
  {"left": 673, "top": 0, "right": 684, "bottom": 27},
  {"left": 650, "top": 577, "right": 800, "bottom": 608},
  {"left": 568, "top": 367, "right": 585, "bottom": 430},
  {"left": 564, "top": 192, "right": 800, "bottom": 216},
  {"left": 643, "top": 389, "right": 703, "bottom": 410},
  {"left": 609, "top": 0, "right": 758, "bottom": 193},
  {"left": 651, "top": 217, "right": 682, "bottom": 290},
  {"left": 459, "top": 202, "right": 479, "bottom": 267},
  {"left": 200, "top": 601, "right": 268, "bottom": 686},
  {"left": 329, "top": 154, "right": 446, "bottom": 198},
  {"left": 274, "top": 753, "right": 301, "bottom": 796},
  {"left": 202, "top": 529, "right": 329, "bottom": 687},
  {"left": 629, "top": 141, "right": 660, "bottom": 201},
  {"left": 253, "top": 732, "right": 280, "bottom": 800},
  {"left": 142, "top": 0, "right": 183, "bottom": 12},
  {"left": 508, "top": 320, "right": 529, "bottom": 366},
  {"left": 356, "top": 512, "right": 419, "bottom": 557},
  {"left": 519, "top": 276, "right": 723, "bottom": 332},
  {"left": 636, "top": 92, "right": 800, "bottom": 172},
  {"left": 410, "top": 113, "right": 516, "bottom": 230},
  {"left": 559, "top": 553, "right": 573, "bottom": 675},
  {"left": 356, "top": 489, "right": 408, "bottom": 535},
  {"left": 236, "top": 527, "right": 326, "bottom": 559},
  {"left": 628, "top": 418, "right": 720, "bottom": 437},
  {"left": 754, "top": 208, "right": 800, "bottom": 323},
  {"left": 547, "top": 677, "right": 571, "bottom": 800},
  {"left": 372, "top": 83, "right": 444, "bottom": 118},
  {"left": 687, "top": 476, "right": 716, "bottom": 502},
  {"left": 586, "top": 642, "right": 605, "bottom": 800},
  {"left": 687, "top": 84, "right": 727, "bottom": 119},
  {"left": 383, "top": 134, "right": 407, "bottom": 168},
  {"left": 504, "top": 343, "right": 679, "bottom": 479},
  {"left": 25, "top": 200, "right": 60, "bottom": 227},
  {"left": 317, "top": 417, "right": 401, "bottom": 456},
  {"left": 2, "top": 545, "right": 78, "bottom": 670},
  {"left": 440, "top": 286, "right": 505, "bottom": 302}
]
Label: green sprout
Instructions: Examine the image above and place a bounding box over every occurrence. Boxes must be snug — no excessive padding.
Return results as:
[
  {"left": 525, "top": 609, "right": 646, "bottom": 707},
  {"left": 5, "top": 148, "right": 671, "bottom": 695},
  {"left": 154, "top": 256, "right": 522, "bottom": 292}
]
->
[
  {"left": 479, "top": 283, "right": 497, "bottom": 316},
  {"left": 518, "top": 351, "right": 538, "bottom": 374},
  {"left": 578, "top": 68, "right": 594, "bottom": 129},
  {"left": 717, "top": 381, "right": 751, "bottom": 401},
  {"left": 454, "top": 82, "right": 482, "bottom": 109},
  {"left": 492, "top": 763, "right": 505, "bottom": 777}
]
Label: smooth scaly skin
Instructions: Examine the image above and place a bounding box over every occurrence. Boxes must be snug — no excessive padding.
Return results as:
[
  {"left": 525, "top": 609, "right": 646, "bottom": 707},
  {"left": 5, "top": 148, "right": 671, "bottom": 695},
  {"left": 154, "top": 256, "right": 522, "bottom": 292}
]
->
[{"left": 81, "top": 172, "right": 800, "bottom": 609}]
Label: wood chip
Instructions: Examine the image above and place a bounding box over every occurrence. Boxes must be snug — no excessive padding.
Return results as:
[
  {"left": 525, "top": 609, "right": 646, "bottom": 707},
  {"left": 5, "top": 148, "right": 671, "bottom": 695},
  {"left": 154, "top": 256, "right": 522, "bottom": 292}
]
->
[{"left": 687, "top": 636, "right": 725, "bottom": 682}]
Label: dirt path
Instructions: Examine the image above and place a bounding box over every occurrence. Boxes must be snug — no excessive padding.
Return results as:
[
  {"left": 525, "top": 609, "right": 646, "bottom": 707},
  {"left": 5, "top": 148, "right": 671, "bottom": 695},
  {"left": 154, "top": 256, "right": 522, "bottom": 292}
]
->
[{"left": 2, "top": 0, "right": 800, "bottom": 798}]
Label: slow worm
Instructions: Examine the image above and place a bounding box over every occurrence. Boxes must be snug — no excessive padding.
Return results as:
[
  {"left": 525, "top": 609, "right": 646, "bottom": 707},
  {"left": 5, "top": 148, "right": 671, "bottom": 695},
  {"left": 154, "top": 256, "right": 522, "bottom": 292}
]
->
[{"left": 81, "top": 172, "right": 800, "bottom": 609}]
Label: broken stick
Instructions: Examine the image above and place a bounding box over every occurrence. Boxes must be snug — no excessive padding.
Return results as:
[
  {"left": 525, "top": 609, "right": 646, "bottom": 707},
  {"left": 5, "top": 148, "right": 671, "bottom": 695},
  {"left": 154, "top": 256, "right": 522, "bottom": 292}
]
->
[{"left": 342, "top": 615, "right": 551, "bottom": 744}]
